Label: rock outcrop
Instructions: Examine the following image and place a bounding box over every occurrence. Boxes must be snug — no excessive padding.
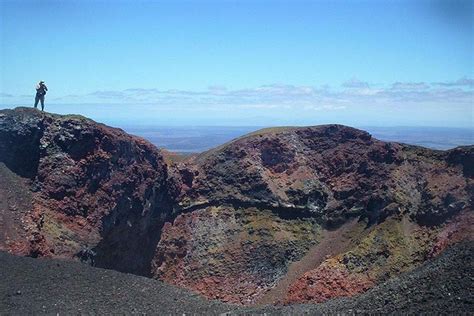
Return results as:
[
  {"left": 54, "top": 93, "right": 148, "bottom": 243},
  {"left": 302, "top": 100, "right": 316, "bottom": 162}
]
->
[
  {"left": 0, "top": 107, "right": 472, "bottom": 305},
  {"left": 0, "top": 108, "right": 177, "bottom": 275},
  {"left": 174, "top": 125, "right": 471, "bottom": 226}
]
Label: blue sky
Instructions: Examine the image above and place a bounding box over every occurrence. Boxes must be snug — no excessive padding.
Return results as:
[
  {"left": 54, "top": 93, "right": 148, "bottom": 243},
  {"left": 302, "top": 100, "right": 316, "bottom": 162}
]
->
[{"left": 0, "top": 0, "right": 472, "bottom": 127}]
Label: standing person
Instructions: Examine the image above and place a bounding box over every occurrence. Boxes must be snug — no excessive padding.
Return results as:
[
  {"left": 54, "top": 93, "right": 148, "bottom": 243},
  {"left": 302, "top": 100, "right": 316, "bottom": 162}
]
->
[{"left": 34, "top": 81, "right": 48, "bottom": 111}]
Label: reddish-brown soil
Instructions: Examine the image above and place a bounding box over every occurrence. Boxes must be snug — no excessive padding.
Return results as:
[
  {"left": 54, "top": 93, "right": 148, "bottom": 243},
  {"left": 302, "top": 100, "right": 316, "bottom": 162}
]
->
[{"left": 256, "top": 218, "right": 362, "bottom": 305}]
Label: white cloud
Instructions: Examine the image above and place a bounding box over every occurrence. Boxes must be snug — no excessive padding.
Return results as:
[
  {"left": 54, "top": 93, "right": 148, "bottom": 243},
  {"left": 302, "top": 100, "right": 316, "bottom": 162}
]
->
[
  {"left": 342, "top": 78, "right": 370, "bottom": 89},
  {"left": 391, "top": 82, "right": 430, "bottom": 90},
  {"left": 434, "top": 77, "right": 474, "bottom": 88},
  {"left": 2, "top": 78, "right": 473, "bottom": 112}
]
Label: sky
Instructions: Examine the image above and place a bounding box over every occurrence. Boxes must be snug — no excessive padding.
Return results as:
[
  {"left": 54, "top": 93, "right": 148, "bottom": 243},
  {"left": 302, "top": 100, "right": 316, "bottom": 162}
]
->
[{"left": 0, "top": 0, "right": 473, "bottom": 127}]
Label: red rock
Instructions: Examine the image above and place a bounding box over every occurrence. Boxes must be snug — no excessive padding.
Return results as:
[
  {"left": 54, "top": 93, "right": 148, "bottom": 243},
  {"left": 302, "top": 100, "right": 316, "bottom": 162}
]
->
[{"left": 285, "top": 262, "right": 375, "bottom": 304}]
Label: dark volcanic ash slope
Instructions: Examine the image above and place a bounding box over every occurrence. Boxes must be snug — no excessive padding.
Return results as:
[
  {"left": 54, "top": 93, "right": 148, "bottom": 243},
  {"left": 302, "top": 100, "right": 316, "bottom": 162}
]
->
[
  {"left": 0, "top": 107, "right": 177, "bottom": 275},
  {"left": 0, "top": 250, "right": 231, "bottom": 315},
  {"left": 1, "top": 242, "right": 472, "bottom": 314}
]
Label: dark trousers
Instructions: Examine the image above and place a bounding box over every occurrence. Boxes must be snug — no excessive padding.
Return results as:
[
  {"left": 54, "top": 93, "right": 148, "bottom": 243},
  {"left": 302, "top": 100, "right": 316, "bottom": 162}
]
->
[{"left": 34, "top": 94, "right": 45, "bottom": 111}]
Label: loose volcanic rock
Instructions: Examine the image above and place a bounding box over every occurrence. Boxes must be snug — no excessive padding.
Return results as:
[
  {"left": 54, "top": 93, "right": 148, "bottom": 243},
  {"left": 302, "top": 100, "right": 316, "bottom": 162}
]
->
[{"left": 0, "top": 241, "right": 472, "bottom": 314}]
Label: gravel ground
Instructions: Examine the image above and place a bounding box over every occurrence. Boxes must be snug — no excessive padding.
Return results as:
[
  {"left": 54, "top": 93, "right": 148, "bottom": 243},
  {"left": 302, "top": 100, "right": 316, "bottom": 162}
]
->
[
  {"left": 0, "top": 252, "right": 232, "bottom": 315},
  {"left": 1, "top": 242, "right": 472, "bottom": 315}
]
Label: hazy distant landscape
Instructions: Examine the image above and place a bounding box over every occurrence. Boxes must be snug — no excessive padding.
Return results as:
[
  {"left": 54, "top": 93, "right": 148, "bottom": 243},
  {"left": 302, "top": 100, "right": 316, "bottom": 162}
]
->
[
  {"left": 123, "top": 125, "right": 474, "bottom": 153},
  {"left": 364, "top": 127, "right": 474, "bottom": 150}
]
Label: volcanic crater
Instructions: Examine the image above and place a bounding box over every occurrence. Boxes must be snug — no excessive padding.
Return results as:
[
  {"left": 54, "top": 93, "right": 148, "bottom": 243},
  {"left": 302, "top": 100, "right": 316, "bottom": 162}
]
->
[{"left": 0, "top": 107, "right": 472, "bottom": 309}]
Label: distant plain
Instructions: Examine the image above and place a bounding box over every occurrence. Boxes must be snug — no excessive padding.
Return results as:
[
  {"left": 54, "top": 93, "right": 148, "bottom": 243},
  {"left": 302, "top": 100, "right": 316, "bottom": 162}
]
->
[{"left": 122, "top": 126, "right": 474, "bottom": 153}]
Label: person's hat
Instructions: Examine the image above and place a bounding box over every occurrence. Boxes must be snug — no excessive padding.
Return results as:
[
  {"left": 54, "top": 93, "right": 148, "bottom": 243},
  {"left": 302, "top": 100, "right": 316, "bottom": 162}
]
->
[{"left": 39, "top": 80, "right": 44, "bottom": 83}]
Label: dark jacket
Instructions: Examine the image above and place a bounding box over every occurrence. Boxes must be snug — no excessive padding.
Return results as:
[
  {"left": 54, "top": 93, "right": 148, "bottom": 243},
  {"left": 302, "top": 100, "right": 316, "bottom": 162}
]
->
[{"left": 36, "top": 84, "right": 48, "bottom": 96}]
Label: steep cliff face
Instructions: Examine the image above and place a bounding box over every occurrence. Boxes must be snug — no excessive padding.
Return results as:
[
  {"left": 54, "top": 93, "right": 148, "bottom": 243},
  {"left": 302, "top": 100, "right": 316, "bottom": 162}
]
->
[
  {"left": 153, "top": 125, "right": 473, "bottom": 304},
  {"left": 1, "top": 108, "right": 472, "bottom": 306},
  {"left": 0, "top": 107, "right": 176, "bottom": 275}
]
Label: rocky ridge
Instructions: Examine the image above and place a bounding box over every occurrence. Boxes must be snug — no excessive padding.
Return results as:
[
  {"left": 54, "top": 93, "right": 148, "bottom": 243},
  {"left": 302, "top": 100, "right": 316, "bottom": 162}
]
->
[{"left": 0, "top": 107, "right": 177, "bottom": 275}]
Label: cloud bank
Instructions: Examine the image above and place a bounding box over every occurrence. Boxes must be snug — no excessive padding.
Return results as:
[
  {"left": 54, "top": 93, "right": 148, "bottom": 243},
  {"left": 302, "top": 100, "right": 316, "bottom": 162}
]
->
[
  {"left": 1, "top": 78, "right": 472, "bottom": 127},
  {"left": 10, "top": 77, "right": 464, "bottom": 110}
]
